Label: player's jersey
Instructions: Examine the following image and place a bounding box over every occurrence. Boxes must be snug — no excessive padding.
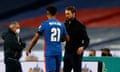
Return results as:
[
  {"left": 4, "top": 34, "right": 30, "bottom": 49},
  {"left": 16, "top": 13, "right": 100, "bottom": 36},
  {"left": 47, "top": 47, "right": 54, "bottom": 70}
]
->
[{"left": 37, "top": 18, "right": 68, "bottom": 56}]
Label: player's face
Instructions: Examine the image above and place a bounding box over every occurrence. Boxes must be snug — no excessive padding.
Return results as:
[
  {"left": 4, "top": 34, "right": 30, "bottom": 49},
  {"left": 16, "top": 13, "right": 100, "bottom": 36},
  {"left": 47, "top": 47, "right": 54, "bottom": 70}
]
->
[
  {"left": 46, "top": 11, "right": 49, "bottom": 18},
  {"left": 65, "top": 10, "right": 75, "bottom": 19}
]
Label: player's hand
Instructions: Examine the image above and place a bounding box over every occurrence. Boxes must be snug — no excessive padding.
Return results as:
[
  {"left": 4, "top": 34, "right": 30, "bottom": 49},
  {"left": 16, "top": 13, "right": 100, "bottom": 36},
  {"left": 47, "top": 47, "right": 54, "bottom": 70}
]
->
[
  {"left": 76, "top": 47, "right": 84, "bottom": 55},
  {"left": 26, "top": 49, "right": 31, "bottom": 56}
]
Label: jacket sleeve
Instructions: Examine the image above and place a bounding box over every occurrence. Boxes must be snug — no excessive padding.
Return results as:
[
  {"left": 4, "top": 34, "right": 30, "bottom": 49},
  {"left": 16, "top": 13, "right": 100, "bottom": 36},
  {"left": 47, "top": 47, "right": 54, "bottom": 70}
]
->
[
  {"left": 5, "top": 34, "right": 23, "bottom": 51},
  {"left": 78, "top": 22, "right": 90, "bottom": 49},
  {"left": 19, "top": 38, "right": 26, "bottom": 49},
  {"left": 81, "top": 26, "right": 90, "bottom": 49},
  {"left": 83, "top": 31, "right": 90, "bottom": 49}
]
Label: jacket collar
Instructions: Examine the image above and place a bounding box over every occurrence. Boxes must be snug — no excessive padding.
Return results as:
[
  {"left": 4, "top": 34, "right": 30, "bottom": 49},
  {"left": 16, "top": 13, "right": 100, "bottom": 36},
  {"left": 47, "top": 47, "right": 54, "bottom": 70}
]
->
[{"left": 8, "top": 28, "right": 16, "bottom": 35}]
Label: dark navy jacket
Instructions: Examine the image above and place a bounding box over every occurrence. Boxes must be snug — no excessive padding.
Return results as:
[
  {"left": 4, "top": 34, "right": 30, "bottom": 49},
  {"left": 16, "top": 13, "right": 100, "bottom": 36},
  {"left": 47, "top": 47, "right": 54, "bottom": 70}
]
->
[
  {"left": 64, "top": 18, "right": 89, "bottom": 54},
  {"left": 1, "top": 28, "right": 25, "bottom": 60}
]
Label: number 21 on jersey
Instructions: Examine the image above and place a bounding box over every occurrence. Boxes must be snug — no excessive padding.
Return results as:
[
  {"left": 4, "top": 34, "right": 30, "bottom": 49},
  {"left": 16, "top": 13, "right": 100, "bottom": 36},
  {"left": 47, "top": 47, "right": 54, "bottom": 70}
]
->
[{"left": 51, "top": 27, "right": 61, "bottom": 42}]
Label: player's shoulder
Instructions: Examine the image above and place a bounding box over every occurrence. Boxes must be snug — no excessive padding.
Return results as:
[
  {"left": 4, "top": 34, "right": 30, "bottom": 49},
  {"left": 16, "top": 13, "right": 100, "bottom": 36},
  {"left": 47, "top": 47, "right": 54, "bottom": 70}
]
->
[
  {"left": 39, "top": 20, "right": 49, "bottom": 27},
  {"left": 42, "top": 19, "right": 56, "bottom": 24},
  {"left": 42, "top": 20, "right": 48, "bottom": 24}
]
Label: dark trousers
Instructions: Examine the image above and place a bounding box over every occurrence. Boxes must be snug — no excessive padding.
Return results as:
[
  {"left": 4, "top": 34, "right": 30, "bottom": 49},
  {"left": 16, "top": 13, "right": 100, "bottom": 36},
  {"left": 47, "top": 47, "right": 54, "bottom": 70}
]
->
[
  {"left": 5, "top": 57, "right": 22, "bottom": 72},
  {"left": 63, "top": 53, "right": 82, "bottom": 72}
]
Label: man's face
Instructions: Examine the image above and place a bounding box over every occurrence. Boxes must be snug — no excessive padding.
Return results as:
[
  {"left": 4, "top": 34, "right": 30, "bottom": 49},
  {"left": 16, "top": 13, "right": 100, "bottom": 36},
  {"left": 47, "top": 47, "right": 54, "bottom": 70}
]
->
[
  {"left": 89, "top": 51, "right": 96, "bottom": 56},
  {"left": 14, "top": 23, "right": 20, "bottom": 30},
  {"left": 103, "top": 51, "right": 109, "bottom": 54},
  {"left": 12, "top": 23, "right": 20, "bottom": 33},
  {"left": 65, "top": 10, "right": 75, "bottom": 19}
]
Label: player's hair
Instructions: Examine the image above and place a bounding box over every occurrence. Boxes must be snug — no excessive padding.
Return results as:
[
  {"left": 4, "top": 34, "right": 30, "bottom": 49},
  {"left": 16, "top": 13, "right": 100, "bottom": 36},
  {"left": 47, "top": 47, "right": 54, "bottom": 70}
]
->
[
  {"left": 65, "top": 6, "right": 76, "bottom": 13},
  {"left": 46, "top": 6, "right": 57, "bottom": 16},
  {"left": 9, "top": 21, "right": 18, "bottom": 29}
]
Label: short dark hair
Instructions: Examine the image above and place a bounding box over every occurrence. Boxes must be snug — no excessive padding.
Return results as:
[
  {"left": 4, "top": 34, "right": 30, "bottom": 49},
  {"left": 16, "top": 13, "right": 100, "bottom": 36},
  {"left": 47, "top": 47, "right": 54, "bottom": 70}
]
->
[
  {"left": 101, "top": 48, "right": 110, "bottom": 52},
  {"left": 46, "top": 6, "right": 57, "bottom": 16},
  {"left": 65, "top": 6, "right": 76, "bottom": 13}
]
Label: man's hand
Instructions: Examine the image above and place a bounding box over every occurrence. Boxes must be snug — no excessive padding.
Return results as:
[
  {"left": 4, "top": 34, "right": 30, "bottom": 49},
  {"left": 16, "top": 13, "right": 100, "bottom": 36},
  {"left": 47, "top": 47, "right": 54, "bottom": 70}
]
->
[
  {"left": 26, "top": 49, "right": 31, "bottom": 56},
  {"left": 76, "top": 47, "right": 84, "bottom": 55}
]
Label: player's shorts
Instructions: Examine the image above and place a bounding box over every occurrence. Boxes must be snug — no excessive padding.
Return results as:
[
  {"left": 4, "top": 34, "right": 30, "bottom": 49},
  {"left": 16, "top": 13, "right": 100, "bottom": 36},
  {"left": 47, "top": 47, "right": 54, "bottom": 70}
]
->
[{"left": 45, "top": 55, "right": 62, "bottom": 72}]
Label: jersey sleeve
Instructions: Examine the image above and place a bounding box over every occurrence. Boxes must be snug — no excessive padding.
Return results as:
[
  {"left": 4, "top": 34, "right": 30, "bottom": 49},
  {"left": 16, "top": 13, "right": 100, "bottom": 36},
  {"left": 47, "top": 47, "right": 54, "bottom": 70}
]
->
[
  {"left": 37, "top": 22, "right": 45, "bottom": 35},
  {"left": 62, "top": 23, "right": 68, "bottom": 36}
]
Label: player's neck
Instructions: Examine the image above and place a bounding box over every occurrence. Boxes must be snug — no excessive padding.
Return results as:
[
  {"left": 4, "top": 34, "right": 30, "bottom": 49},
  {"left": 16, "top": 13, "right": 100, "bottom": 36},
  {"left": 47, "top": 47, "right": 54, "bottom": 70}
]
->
[{"left": 48, "top": 16, "right": 56, "bottom": 19}]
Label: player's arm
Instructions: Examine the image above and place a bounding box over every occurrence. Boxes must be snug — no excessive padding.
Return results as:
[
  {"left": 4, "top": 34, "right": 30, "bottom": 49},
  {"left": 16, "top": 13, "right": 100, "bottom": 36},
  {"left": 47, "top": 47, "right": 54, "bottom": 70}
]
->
[
  {"left": 63, "top": 35, "right": 70, "bottom": 42},
  {"left": 62, "top": 23, "right": 70, "bottom": 42},
  {"left": 26, "top": 33, "right": 40, "bottom": 56}
]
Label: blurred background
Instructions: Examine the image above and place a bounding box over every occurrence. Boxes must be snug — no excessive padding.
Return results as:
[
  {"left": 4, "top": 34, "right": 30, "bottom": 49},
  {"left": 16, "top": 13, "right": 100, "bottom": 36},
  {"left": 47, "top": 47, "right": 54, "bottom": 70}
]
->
[
  {"left": 0, "top": 0, "right": 120, "bottom": 72},
  {"left": 0, "top": 0, "right": 120, "bottom": 51}
]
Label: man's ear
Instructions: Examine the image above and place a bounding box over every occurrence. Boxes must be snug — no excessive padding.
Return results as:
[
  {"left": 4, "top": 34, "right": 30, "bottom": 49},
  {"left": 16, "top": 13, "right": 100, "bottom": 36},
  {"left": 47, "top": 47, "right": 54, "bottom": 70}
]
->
[{"left": 73, "top": 12, "right": 76, "bottom": 17}]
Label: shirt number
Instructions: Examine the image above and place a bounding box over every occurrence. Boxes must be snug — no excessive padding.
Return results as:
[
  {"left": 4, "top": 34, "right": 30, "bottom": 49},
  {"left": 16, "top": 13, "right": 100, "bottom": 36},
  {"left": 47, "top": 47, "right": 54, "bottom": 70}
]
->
[{"left": 51, "top": 28, "right": 61, "bottom": 42}]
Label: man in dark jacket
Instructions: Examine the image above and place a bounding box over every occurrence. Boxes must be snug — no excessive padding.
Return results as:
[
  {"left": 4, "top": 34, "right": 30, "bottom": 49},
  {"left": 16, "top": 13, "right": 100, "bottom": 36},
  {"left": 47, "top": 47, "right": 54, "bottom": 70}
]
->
[
  {"left": 63, "top": 6, "right": 90, "bottom": 72},
  {"left": 1, "top": 22, "right": 25, "bottom": 72}
]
